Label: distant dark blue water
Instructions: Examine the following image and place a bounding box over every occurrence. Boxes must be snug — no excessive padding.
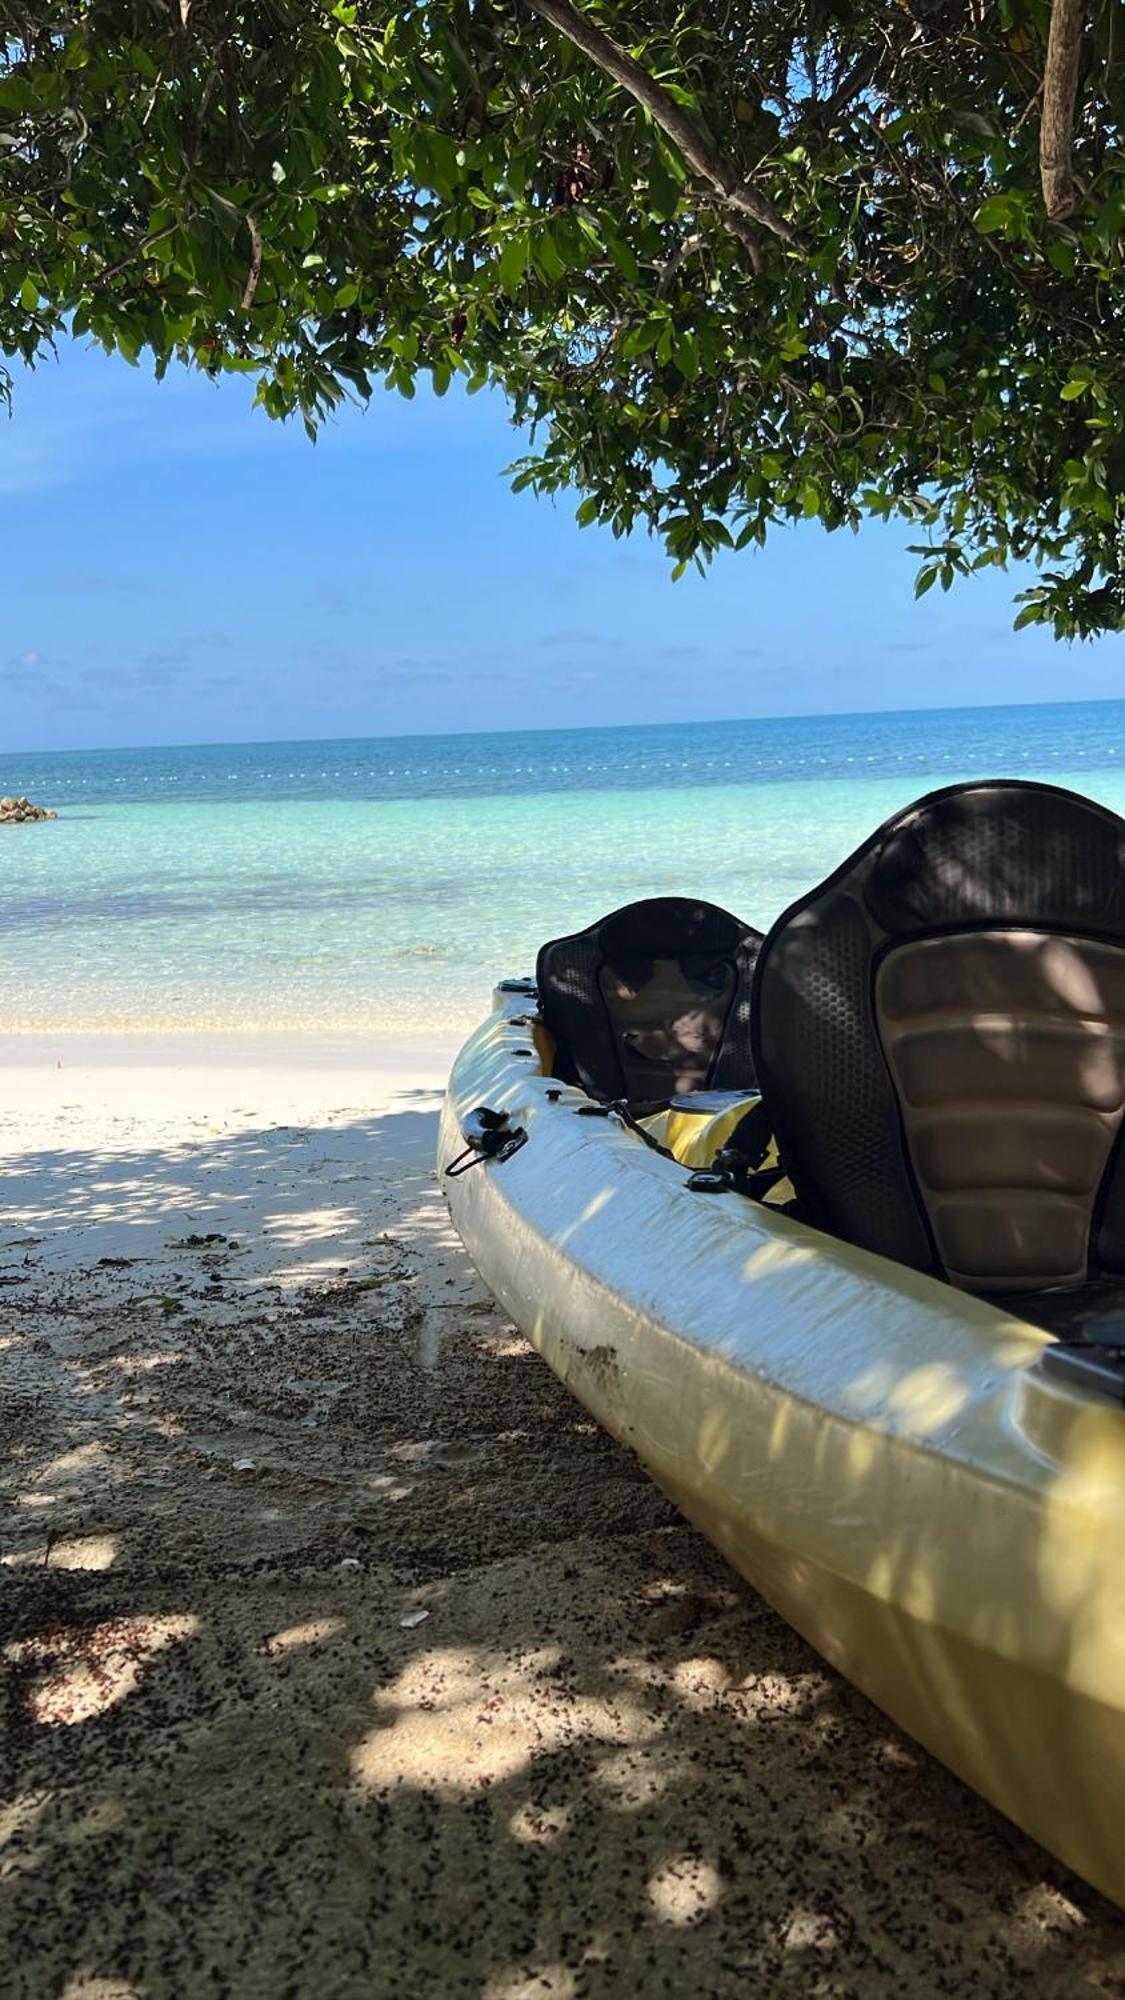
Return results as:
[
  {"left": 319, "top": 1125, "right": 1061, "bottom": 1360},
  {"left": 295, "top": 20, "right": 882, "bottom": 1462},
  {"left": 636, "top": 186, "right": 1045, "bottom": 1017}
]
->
[{"left": 8, "top": 701, "right": 1125, "bottom": 809}]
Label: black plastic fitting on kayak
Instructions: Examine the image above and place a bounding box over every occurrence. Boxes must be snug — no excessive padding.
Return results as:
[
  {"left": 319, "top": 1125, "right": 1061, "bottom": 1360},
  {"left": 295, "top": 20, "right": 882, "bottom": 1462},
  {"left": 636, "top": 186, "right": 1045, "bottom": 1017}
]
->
[
  {"left": 498, "top": 978, "right": 539, "bottom": 997},
  {"left": 445, "top": 1106, "right": 528, "bottom": 1177},
  {"left": 686, "top": 1169, "right": 733, "bottom": 1193}
]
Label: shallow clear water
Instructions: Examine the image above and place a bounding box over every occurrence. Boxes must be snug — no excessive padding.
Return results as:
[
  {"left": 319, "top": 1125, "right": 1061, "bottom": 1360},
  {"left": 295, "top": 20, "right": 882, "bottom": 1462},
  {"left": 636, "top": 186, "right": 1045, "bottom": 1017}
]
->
[{"left": 6, "top": 704, "right": 1125, "bottom": 1032}]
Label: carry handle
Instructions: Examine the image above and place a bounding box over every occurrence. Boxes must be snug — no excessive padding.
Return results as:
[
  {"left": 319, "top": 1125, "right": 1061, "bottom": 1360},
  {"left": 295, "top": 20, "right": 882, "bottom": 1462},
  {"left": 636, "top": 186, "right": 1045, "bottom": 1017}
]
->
[{"left": 445, "top": 1106, "right": 528, "bottom": 1178}]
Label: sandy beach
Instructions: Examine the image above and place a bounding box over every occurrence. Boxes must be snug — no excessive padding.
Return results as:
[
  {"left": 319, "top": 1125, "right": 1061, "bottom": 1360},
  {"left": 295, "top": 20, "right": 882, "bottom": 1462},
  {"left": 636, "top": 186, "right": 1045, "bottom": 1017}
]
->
[{"left": 3, "top": 1033, "right": 1125, "bottom": 1999}]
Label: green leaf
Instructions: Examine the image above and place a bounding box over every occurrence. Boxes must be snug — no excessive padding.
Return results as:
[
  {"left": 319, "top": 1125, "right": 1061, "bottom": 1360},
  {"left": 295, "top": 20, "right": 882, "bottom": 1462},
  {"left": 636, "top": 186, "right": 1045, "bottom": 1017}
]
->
[
  {"left": 532, "top": 229, "right": 565, "bottom": 284},
  {"left": 0, "top": 76, "right": 34, "bottom": 110},
  {"left": 974, "top": 194, "right": 1014, "bottom": 234},
  {"left": 621, "top": 319, "right": 661, "bottom": 358},
  {"left": 497, "top": 234, "right": 528, "bottom": 294},
  {"left": 603, "top": 227, "right": 638, "bottom": 284},
  {"left": 672, "top": 332, "right": 699, "bottom": 379},
  {"left": 647, "top": 143, "right": 681, "bottom": 221},
  {"left": 1046, "top": 237, "right": 1076, "bottom": 276}
]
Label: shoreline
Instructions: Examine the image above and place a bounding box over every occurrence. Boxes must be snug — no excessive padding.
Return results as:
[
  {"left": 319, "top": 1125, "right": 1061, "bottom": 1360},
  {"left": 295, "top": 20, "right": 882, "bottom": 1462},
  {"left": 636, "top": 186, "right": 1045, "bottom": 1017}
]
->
[{"left": 0, "top": 1025, "right": 465, "bottom": 1074}]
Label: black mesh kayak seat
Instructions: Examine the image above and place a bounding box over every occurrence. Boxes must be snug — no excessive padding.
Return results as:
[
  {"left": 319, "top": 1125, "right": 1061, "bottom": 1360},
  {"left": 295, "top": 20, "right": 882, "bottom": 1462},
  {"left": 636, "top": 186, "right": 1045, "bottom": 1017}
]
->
[
  {"left": 751, "top": 780, "right": 1125, "bottom": 1296},
  {"left": 537, "top": 897, "right": 764, "bottom": 1106}
]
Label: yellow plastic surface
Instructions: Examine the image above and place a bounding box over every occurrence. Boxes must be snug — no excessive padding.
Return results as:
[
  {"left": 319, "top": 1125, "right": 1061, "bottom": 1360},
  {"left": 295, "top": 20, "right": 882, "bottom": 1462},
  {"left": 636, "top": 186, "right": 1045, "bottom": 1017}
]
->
[
  {"left": 440, "top": 990, "right": 1125, "bottom": 1908},
  {"left": 639, "top": 1094, "right": 795, "bottom": 1204},
  {"left": 641, "top": 1094, "right": 763, "bottom": 1168}
]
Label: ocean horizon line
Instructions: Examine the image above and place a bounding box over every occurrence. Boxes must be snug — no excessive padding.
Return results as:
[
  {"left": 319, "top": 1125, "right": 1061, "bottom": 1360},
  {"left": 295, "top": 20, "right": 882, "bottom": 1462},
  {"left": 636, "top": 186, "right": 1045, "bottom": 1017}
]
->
[{"left": 8, "top": 689, "right": 1125, "bottom": 764}]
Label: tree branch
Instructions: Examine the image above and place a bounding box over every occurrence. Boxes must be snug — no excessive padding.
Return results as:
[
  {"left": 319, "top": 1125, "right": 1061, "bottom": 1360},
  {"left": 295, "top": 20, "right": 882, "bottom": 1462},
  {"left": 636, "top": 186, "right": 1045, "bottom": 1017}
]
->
[
  {"left": 523, "top": 0, "right": 795, "bottom": 263},
  {"left": 657, "top": 230, "right": 705, "bottom": 295},
  {"left": 241, "top": 212, "right": 263, "bottom": 308},
  {"left": 95, "top": 222, "right": 181, "bottom": 285},
  {"left": 1040, "top": 0, "right": 1084, "bottom": 219}
]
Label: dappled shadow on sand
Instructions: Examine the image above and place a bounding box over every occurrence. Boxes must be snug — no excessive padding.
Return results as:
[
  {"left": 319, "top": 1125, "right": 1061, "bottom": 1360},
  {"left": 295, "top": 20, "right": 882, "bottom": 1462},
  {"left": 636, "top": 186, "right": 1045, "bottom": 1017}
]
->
[{"left": 3, "top": 1103, "right": 1125, "bottom": 1998}]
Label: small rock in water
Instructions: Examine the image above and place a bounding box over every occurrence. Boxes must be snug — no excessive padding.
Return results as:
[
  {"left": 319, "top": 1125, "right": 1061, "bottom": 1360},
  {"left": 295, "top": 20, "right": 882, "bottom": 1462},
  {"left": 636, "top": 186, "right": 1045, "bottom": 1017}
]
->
[
  {"left": 0, "top": 795, "right": 57, "bottom": 823},
  {"left": 400, "top": 1608, "right": 430, "bottom": 1629}
]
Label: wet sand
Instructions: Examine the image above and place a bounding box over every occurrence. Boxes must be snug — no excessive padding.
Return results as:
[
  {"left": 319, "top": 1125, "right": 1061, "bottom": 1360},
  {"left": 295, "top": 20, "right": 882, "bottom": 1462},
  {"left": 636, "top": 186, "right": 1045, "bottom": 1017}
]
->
[{"left": 2, "top": 1036, "right": 1125, "bottom": 1998}]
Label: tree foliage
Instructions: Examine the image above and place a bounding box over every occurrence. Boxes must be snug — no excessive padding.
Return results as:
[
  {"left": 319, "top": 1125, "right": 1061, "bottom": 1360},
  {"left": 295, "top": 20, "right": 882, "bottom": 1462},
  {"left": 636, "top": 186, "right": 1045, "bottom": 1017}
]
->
[{"left": 3, "top": 0, "right": 1125, "bottom": 634}]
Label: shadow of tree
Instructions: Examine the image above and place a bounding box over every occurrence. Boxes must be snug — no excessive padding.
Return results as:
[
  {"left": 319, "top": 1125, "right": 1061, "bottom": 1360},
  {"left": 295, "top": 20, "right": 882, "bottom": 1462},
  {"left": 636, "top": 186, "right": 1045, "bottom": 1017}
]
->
[{"left": 3, "top": 1101, "right": 1125, "bottom": 1998}]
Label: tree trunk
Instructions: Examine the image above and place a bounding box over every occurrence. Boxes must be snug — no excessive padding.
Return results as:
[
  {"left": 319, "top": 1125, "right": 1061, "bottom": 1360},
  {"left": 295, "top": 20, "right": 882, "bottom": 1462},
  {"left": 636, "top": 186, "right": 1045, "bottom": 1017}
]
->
[{"left": 1040, "top": 0, "right": 1085, "bottom": 219}]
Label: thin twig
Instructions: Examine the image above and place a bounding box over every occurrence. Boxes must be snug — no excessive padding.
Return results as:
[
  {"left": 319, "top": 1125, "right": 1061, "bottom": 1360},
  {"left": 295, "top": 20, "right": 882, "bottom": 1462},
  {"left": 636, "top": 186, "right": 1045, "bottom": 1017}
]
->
[
  {"left": 657, "top": 230, "right": 705, "bottom": 295},
  {"left": 140, "top": 67, "right": 166, "bottom": 128},
  {"left": 241, "top": 212, "right": 263, "bottom": 308},
  {"left": 96, "top": 222, "right": 180, "bottom": 285}
]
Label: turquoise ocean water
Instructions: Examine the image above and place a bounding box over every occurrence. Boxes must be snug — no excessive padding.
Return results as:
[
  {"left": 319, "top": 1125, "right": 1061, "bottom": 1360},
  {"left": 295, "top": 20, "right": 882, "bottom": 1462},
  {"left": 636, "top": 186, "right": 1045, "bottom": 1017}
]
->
[{"left": 6, "top": 702, "right": 1125, "bottom": 1033}]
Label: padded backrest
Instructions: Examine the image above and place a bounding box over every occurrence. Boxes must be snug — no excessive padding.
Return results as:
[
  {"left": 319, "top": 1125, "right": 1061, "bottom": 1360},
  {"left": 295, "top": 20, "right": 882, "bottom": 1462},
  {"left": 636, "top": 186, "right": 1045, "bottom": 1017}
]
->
[
  {"left": 751, "top": 781, "right": 1125, "bottom": 1293},
  {"left": 537, "top": 896, "right": 763, "bottom": 1104}
]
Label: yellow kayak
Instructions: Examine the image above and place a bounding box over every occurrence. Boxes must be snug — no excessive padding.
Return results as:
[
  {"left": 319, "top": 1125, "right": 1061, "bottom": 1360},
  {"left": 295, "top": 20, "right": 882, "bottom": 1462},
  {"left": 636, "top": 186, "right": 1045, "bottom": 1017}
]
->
[{"left": 440, "top": 985, "right": 1125, "bottom": 1909}]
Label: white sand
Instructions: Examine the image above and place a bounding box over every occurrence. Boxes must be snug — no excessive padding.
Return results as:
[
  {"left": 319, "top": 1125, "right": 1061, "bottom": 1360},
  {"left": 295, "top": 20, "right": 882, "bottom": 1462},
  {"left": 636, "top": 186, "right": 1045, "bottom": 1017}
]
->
[
  {"left": 0, "top": 1030, "right": 460, "bottom": 1284},
  {"left": 3, "top": 1035, "right": 1125, "bottom": 1998}
]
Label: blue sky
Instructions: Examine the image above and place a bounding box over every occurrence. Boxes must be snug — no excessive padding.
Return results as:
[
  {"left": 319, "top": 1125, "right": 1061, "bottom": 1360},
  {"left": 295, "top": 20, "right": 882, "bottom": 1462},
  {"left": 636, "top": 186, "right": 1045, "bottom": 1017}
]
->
[{"left": 3, "top": 338, "right": 1123, "bottom": 752}]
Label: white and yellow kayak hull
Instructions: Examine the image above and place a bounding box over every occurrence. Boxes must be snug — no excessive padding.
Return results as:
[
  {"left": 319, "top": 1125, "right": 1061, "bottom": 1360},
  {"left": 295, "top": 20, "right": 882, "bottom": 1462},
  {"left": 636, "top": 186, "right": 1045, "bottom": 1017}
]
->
[{"left": 440, "top": 988, "right": 1125, "bottom": 1907}]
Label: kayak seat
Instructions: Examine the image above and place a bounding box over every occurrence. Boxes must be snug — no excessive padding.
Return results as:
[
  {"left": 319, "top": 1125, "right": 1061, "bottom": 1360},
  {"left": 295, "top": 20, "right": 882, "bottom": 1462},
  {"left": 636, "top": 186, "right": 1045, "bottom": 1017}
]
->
[
  {"left": 537, "top": 897, "right": 763, "bottom": 1107},
  {"left": 752, "top": 780, "right": 1125, "bottom": 1294}
]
